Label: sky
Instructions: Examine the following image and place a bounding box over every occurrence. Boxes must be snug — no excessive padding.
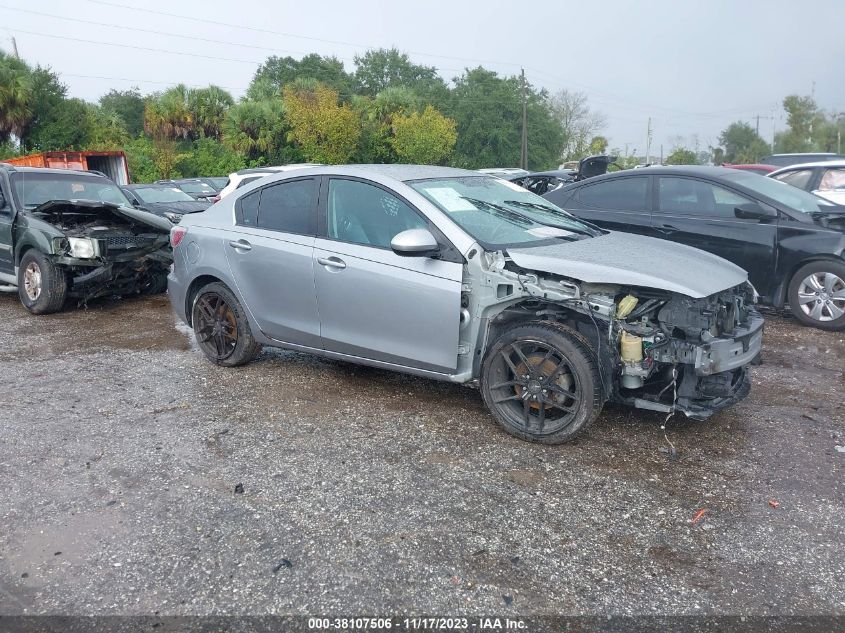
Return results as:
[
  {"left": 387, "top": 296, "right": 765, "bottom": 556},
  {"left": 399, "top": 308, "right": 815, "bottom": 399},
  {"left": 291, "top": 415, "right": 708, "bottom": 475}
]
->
[{"left": 3, "top": 0, "right": 845, "bottom": 160}]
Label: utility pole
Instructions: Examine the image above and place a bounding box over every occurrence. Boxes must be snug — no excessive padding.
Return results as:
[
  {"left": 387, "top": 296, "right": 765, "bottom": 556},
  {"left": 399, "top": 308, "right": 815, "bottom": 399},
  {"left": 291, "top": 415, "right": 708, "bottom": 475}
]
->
[
  {"left": 645, "top": 118, "right": 652, "bottom": 165},
  {"left": 755, "top": 114, "right": 760, "bottom": 137},
  {"left": 11, "top": 36, "right": 19, "bottom": 59},
  {"left": 519, "top": 68, "right": 528, "bottom": 170}
]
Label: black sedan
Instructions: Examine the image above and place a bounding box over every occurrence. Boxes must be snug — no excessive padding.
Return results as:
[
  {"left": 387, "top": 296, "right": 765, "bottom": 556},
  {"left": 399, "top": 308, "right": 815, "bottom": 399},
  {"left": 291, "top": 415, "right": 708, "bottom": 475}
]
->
[
  {"left": 544, "top": 166, "right": 845, "bottom": 331},
  {"left": 121, "top": 184, "right": 211, "bottom": 224}
]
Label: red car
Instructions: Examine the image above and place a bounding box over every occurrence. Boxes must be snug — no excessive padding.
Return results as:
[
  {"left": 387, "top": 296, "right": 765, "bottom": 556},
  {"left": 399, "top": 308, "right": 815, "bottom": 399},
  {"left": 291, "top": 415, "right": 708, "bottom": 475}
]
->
[{"left": 722, "top": 163, "right": 777, "bottom": 176}]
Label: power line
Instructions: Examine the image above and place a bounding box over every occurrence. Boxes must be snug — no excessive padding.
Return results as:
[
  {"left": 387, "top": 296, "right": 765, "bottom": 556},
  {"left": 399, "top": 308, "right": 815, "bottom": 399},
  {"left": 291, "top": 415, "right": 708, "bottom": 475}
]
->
[
  {"left": 10, "top": 28, "right": 267, "bottom": 65},
  {"left": 83, "top": 0, "right": 524, "bottom": 69}
]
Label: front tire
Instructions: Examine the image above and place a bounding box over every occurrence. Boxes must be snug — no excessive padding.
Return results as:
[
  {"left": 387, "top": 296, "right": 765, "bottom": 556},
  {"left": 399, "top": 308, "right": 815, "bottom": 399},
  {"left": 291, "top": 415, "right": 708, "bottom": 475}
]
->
[
  {"left": 191, "top": 282, "right": 261, "bottom": 366},
  {"left": 787, "top": 261, "right": 845, "bottom": 331},
  {"left": 481, "top": 322, "right": 604, "bottom": 444},
  {"left": 17, "top": 250, "right": 67, "bottom": 315}
]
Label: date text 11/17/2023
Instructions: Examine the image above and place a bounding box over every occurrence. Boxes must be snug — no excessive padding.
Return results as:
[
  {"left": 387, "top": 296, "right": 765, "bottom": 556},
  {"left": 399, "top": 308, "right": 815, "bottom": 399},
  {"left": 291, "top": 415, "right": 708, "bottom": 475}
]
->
[{"left": 307, "top": 617, "right": 527, "bottom": 630}]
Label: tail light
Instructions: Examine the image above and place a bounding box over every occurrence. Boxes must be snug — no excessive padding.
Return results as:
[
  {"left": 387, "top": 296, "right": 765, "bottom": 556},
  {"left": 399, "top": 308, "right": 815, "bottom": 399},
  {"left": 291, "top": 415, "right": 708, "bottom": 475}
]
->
[{"left": 170, "top": 225, "right": 188, "bottom": 247}]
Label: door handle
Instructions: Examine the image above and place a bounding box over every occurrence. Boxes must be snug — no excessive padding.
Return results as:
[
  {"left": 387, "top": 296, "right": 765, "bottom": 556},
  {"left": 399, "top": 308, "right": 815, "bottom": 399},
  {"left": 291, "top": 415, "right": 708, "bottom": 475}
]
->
[
  {"left": 317, "top": 256, "right": 346, "bottom": 270},
  {"left": 228, "top": 239, "right": 252, "bottom": 251}
]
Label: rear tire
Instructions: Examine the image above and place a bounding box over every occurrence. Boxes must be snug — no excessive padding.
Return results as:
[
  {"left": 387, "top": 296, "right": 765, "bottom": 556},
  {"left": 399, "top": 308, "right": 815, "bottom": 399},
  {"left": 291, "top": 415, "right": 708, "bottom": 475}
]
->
[
  {"left": 17, "top": 250, "right": 67, "bottom": 315},
  {"left": 787, "top": 260, "right": 845, "bottom": 331},
  {"left": 481, "top": 322, "right": 604, "bottom": 444},
  {"left": 191, "top": 282, "right": 260, "bottom": 366}
]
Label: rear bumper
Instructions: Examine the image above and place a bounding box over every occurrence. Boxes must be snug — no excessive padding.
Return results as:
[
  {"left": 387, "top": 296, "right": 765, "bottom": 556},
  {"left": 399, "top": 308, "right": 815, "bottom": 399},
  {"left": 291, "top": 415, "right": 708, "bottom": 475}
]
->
[{"left": 167, "top": 271, "right": 189, "bottom": 324}]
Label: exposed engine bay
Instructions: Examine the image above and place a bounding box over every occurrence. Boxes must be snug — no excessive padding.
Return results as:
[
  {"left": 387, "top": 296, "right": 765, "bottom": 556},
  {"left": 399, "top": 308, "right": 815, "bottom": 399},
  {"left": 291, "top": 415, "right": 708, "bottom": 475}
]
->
[
  {"left": 30, "top": 201, "right": 172, "bottom": 300},
  {"left": 463, "top": 249, "right": 764, "bottom": 420}
]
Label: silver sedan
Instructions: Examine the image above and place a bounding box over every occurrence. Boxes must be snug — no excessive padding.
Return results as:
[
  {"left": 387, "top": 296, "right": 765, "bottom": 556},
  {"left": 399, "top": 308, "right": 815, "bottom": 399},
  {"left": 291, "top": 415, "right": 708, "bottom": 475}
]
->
[{"left": 168, "top": 165, "right": 762, "bottom": 444}]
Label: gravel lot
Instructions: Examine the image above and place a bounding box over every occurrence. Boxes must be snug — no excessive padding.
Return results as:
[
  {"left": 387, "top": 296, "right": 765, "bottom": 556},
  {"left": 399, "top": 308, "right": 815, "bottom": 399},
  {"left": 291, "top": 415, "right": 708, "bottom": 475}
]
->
[{"left": 0, "top": 292, "right": 843, "bottom": 617}]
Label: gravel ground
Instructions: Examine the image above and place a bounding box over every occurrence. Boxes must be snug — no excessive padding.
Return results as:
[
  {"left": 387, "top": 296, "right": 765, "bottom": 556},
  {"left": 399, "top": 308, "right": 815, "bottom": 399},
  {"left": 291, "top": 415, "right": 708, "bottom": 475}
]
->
[{"left": 0, "top": 293, "right": 842, "bottom": 617}]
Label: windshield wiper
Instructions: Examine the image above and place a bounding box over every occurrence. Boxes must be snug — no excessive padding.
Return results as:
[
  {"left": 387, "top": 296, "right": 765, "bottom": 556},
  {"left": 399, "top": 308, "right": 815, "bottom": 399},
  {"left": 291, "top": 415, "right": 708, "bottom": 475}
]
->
[
  {"left": 460, "top": 196, "right": 537, "bottom": 226},
  {"left": 503, "top": 200, "right": 602, "bottom": 236}
]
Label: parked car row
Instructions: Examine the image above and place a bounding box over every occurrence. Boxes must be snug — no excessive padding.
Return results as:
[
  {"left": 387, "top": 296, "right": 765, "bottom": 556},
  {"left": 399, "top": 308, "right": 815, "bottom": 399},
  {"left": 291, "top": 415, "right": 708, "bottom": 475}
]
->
[{"left": 543, "top": 165, "right": 845, "bottom": 331}]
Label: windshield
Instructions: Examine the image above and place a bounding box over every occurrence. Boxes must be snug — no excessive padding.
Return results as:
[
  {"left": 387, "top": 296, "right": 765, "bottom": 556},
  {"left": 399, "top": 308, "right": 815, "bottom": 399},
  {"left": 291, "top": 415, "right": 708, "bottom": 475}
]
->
[
  {"left": 10, "top": 172, "right": 130, "bottom": 209},
  {"left": 178, "top": 181, "right": 215, "bottom": 194},
  {"left": 206, "top": 177, "right": 228, "bottom": 190},
  {"left": 409, "top": 176, "right": 603, "bottom": 248},
  {"left": 133, "top": 186, "right": 195, "bottom": 203},
  {"left": 722, "top": 171, "right": 834, "bottom": 214}
]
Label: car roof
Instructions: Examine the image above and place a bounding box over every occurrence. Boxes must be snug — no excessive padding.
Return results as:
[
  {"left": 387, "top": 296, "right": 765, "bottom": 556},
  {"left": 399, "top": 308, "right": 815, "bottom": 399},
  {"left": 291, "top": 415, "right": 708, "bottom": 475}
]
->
[
  {"left": 770, "top": 160, "right": 845, "bottom": 172},
  {"left": 123, "top": 183, "right": 177, "bottom": 189},
  {"left": 567, "top": 165, "right": 739, "bottom": 183},
  {"left": 0, "top": 165, "right": 108, "bottom": 178},
  {"left": 267, "top": 164, "right": 481, "bottom": 182}
]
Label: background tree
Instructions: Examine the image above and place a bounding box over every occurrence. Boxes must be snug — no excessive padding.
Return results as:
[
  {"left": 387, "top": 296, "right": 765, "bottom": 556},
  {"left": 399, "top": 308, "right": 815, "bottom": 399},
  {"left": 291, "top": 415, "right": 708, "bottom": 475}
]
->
[
  {"left": 353, "top": 48, "right": 447, "bottom": 102},
  {"left": 99, "top": 88, "right": 146, "bottom": 137},
  {"left": 188, "top": 85, "right": 234, "bottom": 139},
  {"left": 222, "top": 99, "right": 289, "bottom": 164},
  {"left": 144, "top": 84, "right": 194, "bottom": 140},
  {"left": 719, "top": 121, "right": 770, "bottom": 163},
  {"left": 665, "top": 147, "right": 699, "bottom": 165},
  {"left": 389, "top": 105, "right": 457, "bottom": 164},
  {"left": 0, "top": 50, "right": 33, "bottom": 144},
  {"left": 246, "top": 54, "right": 353, "bottom": 101},
  {"left": 178, "top": 137, "right": 246, "bottom": 176},
  {"left": 283, "top": 81, "right": 361, "bottom": 164},
  {"left": 445, "top": 67, "right": 564, "bottom": 170},
  {"left": 549, "top": 89, "right": 606, "bottom": 161},
  {"left": 588, "top": 135, "right": 608, "bottom": 154}
]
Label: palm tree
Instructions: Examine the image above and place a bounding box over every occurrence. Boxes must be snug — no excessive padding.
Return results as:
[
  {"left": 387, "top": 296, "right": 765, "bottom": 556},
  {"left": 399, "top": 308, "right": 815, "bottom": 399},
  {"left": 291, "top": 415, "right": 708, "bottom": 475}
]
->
[{"left": 0, "top": 51, "right": 33, "bottom": 144}]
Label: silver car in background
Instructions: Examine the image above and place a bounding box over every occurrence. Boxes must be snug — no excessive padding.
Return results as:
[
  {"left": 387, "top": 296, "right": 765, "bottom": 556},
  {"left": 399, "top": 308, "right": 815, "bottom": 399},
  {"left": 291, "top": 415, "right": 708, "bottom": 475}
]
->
[{"left": 168, "top": 165, "right": 763, "bottom": 444}]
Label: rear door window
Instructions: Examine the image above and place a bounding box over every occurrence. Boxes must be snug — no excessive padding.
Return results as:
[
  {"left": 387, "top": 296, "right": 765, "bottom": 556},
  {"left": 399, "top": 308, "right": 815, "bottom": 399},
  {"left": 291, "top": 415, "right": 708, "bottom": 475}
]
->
[
  {"left": 255, "top": 179, "right": 317, "bottom": 235},
  {"left": 773, "top": 169, "right": 814, "bottom": 190},
  {"left": 574, "top": 177, "right": 648, "bottom": 210}
]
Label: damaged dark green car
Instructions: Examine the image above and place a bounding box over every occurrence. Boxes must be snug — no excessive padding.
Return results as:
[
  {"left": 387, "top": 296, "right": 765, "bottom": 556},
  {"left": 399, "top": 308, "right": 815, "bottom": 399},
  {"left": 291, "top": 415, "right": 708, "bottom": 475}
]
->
[{"left": 0, "top": 165, "right": 172, "bottom": 314}]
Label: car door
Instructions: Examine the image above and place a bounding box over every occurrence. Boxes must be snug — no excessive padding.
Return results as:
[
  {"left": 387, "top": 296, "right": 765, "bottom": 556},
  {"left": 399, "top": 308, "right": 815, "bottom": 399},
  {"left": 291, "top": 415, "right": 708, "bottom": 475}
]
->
[
  {"left": 546, "top": 176, "right": 653, "bottom": 235},
  {"left": 0, "top": 186, "right": 14, "bottom": 279},
  {"left": 313, "top": 177, "right": 463, "bottom": 374},
  {"left": 651, "top": 176, "right": 777, "bottom": 291},
  {"left": 223, "top": 177, "right": 322, "bottom": 348}
]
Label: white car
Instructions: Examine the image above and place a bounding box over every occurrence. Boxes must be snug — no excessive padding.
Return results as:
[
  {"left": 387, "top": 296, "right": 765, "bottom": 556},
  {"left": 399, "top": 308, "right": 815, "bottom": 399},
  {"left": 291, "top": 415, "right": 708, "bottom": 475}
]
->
[
  {"left": 768, "top": 160, "right": 845, "bottom": 205},
  {"left": 217, "top": 164, "right": 322, "bottom": 200}
]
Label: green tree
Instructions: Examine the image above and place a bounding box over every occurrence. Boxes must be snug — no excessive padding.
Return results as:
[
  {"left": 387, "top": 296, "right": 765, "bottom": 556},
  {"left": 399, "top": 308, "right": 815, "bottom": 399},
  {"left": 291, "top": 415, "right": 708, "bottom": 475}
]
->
[
  {"left": 719, "top": 121, "right": 769, "bottom": 163},
  {"left": 283, "top": 82, "right": 361, "bottom": 164},
  {"left": 189, "top": 85, "right": 234, "bottom": 139},
  {"left": 353, "top": 48, "right": 447, "bottom": 102},
  {"left": 352, "top": 86, "right": 420, "bottom": 163},
  {"left": 222, "top": 99, "right": 289, "bottom": 163},
  {"left": 665, "top": 147, "right": 699, "bottom": 165},
  {"left": 144, "top": 84, "right": 193, "bottom": 140},
  {"left": 99, "top": 88, "right": 146, "bottom": 137},
  {"left": 389, "top": 105, "right": 457, "bottom": 164},
  {"left": 0, "top": 50, "right": 33, "bottom": 143},
  {"left": 246, "top": 54, "right": 353, "bottom": 101},
  {"left": 445, "top": 67, "right": 563, "bottom": 170},
  {"left": 85, "top": 104, "right": 130, "bottom": 149},
  {"left": 588, "top": 135, "right": 608, "bottom": 154},
  {"left": 178, "top": 137, "right": 246, "bottom": 177}
]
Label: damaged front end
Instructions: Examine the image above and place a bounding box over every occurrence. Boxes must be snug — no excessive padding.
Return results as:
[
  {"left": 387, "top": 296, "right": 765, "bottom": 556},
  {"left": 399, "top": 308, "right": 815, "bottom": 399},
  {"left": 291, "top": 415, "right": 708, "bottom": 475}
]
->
[
  {"left": 474, "top": 250, "right": 763, "bottom": 421},
  {"left": 28, "top": 200, "right": 172, "bottom": 300},
  {"left": 604, "top": 284, "right": 762, "bottom": 419}
]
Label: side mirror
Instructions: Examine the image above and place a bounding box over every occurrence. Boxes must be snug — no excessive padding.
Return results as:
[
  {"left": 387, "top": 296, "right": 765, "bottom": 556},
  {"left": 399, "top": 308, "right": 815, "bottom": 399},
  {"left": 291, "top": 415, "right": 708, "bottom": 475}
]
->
[
  {"left": 734, "top": 202, "right": 777, "bottom": 220},
  {"left": 391, "top": 228, "right": 440, "bottom": 257}
]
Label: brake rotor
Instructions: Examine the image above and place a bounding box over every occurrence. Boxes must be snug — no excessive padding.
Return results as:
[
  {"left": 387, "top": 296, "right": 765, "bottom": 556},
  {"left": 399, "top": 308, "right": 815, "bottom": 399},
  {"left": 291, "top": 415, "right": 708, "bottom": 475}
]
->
[{"left": 514, "top": 353, "right": 574, "bottom": 410}]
